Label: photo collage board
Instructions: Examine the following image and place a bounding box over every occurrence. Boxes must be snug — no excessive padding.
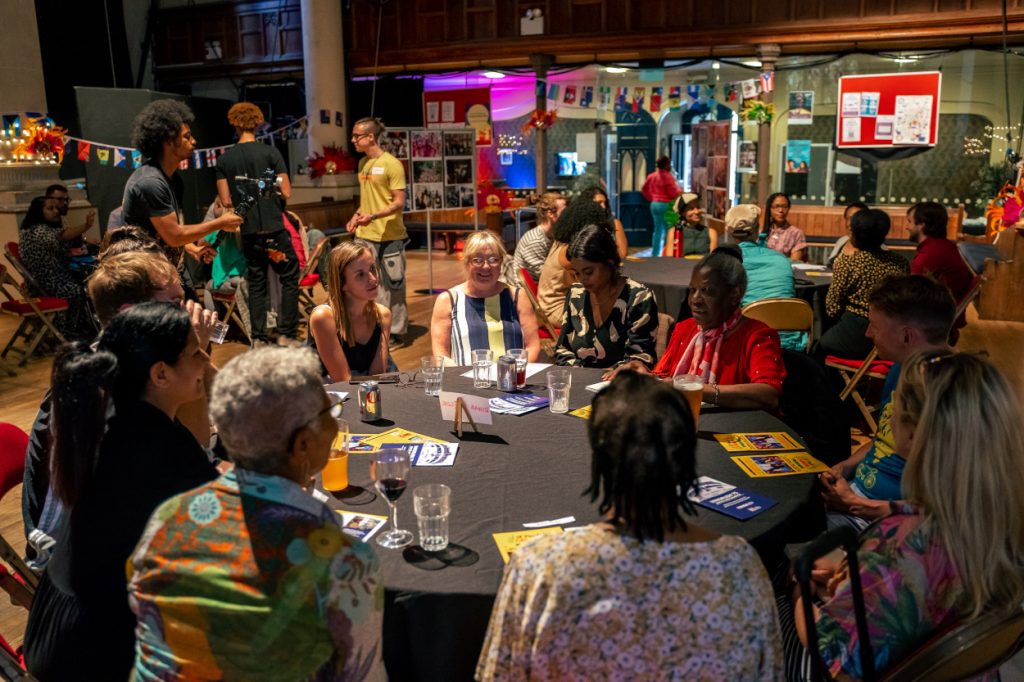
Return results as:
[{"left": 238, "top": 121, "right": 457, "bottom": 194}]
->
[
  {"left": 691, "top": 121, "right": 733, "bottom": 221},
  {"left": 378, "top": 128, "right": 477, "bottom": 211}
]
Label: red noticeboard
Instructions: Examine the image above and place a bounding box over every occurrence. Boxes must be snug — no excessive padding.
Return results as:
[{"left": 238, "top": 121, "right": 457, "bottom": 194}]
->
[{"left": 835, "top": 71, "right": 941, "bottom": 148}]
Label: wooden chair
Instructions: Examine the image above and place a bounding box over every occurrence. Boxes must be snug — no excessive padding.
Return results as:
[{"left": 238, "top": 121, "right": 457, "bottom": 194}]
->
[
  {"left": 297, "top": 237, "right": 330, "bottom": 316},
  {"left": 210, "top": 287, "right": 252, "bottom": 345},
  {"left": 516, "top": 268, "right": 558, "bottom": 358},
  {"left": 825, "top": 348, "right": 893, "bottom": 434},
  {"left": 0, "top": 264, "right": 68, "bottom": 367},
  {"left": 741, "top": 297, "right": 814, "bottom": 352},
  {"left": 881, "top": 606, "right": 1024, "bottom": 681}
]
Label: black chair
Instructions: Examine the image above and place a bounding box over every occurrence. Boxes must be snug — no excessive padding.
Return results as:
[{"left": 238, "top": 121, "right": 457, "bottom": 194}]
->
[{"left": 780, "top": 349, "right": 851, "bottom": 466}]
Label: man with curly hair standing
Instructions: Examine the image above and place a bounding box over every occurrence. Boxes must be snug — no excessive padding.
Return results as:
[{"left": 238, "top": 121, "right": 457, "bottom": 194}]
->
[
  {"left": 215, "top": 102, "right": 299, "bottom": 346},
  {"left": 123, "top": 99, "right": 242, "bottom": 267}
]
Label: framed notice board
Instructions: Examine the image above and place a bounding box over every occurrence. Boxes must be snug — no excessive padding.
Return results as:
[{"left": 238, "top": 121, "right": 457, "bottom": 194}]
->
[{"left": 836, "top": 71, "right": 941, "bottom": 148}]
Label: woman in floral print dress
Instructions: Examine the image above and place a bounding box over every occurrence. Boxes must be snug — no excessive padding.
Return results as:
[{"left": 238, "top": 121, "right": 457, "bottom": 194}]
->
[{"left": 477, "top": 371, "right": 784, "bottom": 681}]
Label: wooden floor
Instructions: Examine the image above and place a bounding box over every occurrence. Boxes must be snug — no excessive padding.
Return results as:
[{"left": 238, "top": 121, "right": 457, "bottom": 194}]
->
[{"left": 0, "top": 248, "right": 1021, "bottom": 650}]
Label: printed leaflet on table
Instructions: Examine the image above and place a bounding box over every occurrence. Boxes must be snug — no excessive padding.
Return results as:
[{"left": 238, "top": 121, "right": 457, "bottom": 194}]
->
[
  {"left": 688, "top": 476, "right": 777, "bottom": 520},
  {"left": 336, "top": 510, "right": 388, "bottom": 541},
  {"left": 492, "top": 527, "right": 562, "bottom": 563},
  {"left": 732, "top": 452, "right": 829, "bottom": 478},
  {"left": 714, "top": 431, "right": 803, "bottom": 452},
  {"left": 489, "top": 393, "right": 549, "bottom": 415}
]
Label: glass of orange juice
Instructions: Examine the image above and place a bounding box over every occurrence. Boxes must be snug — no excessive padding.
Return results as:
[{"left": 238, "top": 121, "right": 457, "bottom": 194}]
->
[
  {"left": 322, "top": 419, "right": 350, "bottom": 491},
  {"left": 672, "top": 374, "right": 705, "bottom": 428}
]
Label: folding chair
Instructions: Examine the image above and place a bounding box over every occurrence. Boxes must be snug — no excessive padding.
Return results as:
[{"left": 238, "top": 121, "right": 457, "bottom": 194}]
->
[
  {"left": 3, "top": 243, "right": 41, "bottom": 293},
  {"left": 297, "top": 237, "right": 329, "bottom": 316},
  {"left": 742, "top": 297, "right": 815, "bottom": 353},
  {"left": 210, "top": 287, "right": 252, "bottom": 345},
  {"left": 517, "top": 268, "right": 559, "bottom": 358},
  {"left": 825, "top": 348, "right": 893, "bottom": 434},
  {"left": 0, "top": 264, "right": 68, "bottom": 366}
]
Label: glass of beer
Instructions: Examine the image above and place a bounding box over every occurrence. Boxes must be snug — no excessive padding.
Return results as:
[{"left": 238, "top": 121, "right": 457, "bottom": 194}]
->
[
  {"left": 672, "top": 374, "right": 705, "bottom": 428},
  {"left": 322, "top": 419, "right": 350, "bottom": 491}
]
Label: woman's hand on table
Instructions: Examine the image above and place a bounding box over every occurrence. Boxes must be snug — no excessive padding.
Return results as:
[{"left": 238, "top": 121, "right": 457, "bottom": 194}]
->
[{"left": 601, "top": 360, "right": 651, "bottom": 381}]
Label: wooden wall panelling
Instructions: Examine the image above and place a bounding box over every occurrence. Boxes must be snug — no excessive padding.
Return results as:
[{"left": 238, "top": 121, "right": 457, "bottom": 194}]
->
[
  {"left": 446, "top": 2, "right": 467, "bottom": 41},
  {"left": 547, "top": 0, "right": 572, "bottom": 32},
  {"left": 895, "top": 0, "right": 942, "bottom": 12},
  {"left": 629, "top": 0, "right": 666, "bottom": 31},
  {"left": 863, "top": 0, "right": 896, "bottom": 13},
  {"left": 571, "top": 0, "right": 606, "bottom": 34},
  {"left": 792, "top": 0, "right": 824, "bottom": 21},
  {"left": 727, "top": 1, "right": 756, "bottom": 26}
]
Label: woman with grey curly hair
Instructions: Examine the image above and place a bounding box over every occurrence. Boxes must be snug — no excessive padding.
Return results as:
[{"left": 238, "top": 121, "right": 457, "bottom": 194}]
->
[{"left": 127, "top": 347, "right": 385, "bottom": 680}]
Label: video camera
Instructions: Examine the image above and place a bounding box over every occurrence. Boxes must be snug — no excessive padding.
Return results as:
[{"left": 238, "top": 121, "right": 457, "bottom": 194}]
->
[{"left": 210, "top": 167, "right": 283, "bottom": 249}]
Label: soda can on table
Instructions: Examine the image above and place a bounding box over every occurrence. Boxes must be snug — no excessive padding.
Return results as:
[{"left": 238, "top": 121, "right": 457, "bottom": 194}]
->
[
  {"left": 358, "top": 381, "right": 382, "bottom": 422},
  {"left": 496, "top": 355, "right": 517, "bottom": 392}
]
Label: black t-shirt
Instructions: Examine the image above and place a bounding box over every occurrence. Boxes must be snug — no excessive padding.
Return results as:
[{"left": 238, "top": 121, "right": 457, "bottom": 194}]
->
[
  {"left": 121, "top": 160, "right": 185, "bottom": 263},
  {"left": 215, "top": 141, "right": 287, "bottom": 236}
]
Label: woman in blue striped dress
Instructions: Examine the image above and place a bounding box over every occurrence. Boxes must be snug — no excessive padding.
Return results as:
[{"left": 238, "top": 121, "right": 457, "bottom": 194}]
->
[{"left": 431, "top": 231, "right": 541, "bottom": 365}]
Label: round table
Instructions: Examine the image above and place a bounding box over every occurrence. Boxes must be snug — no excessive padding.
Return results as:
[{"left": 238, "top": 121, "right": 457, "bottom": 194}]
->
[
  {"left": 324, "top": 366, "right": 818, "bottom": 680},
  {"left": 623, "top": 257, "right": 832, "bottom": 334}
]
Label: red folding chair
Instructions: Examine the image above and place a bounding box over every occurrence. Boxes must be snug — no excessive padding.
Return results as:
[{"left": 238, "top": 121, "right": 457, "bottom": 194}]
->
[
  {"left": 825, "top": 348, "right": 894, "bottom": 434},
  {"left": 297, "top": 237, "right": 329, "bottom": 317},
  {"left": 517, "top": 268, "right": 559, "bottom": 357},
  {"left": 0, "top": 264, "right": 68, "bottom": 367}
]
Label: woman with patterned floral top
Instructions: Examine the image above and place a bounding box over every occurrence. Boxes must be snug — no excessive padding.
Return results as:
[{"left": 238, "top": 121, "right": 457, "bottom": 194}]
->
[
  {"left": 478, "top": 371, "right": 784, "bottom": 680},
  {"left": 554, "top": 224, "right": 657, "bottom": 368},
  {"left": 128, "top": 347, "right": 384, "bottom": 681},
  {"left": 817, "top": 209, "right": 909, "bottom": 360},
  {"left": 783, "top": 352, "right": 1024, "bottom": 681}
]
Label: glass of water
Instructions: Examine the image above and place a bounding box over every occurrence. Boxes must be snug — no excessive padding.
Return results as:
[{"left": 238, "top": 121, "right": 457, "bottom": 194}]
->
[
  {"left": 421, "top": 355, "right": 444, "bottom": 397},
  {"left": 507, "top": 348, "right": 528, "bottom": 389},
  {"left": 472, "top": 349, "right": 494, "bottom": 388},
  {"left": 547, "top": 369, "right": 571, "bottom": 414},
  {"left": 413, "top": 483, "right": 451, "bottom": 552}
]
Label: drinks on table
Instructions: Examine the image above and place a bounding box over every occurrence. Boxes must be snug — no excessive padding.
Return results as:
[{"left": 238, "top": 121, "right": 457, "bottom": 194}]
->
[
  {"left": 371, "top": 447, "right": 414, "bottom": 549},
  {"left": 547, "top": 369, "right": 571, "bottom": 414},
  {"left": 421, "top": 355, "right": 444, "bottom": 397},
  {"left": 673, "top": 374, "right": 704, "bottom": 428},
  {"left": 322, "top": 420, "right": 350, "bottom": 491},
  {"left": 507, "top": 348, "right": 528, "bottom": 389},
  {"left": 414, "top": 483, "right": 451, "bottom": 552},
  {"left": 472, "top": 349, "right": 494, "bottom": 388}
]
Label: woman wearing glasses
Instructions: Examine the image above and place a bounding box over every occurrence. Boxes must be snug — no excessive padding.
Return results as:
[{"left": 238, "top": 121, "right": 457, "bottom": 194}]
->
[
  {"left": 431, "top": 231, "right": 540, "bottom": 365},
  {"left": 308, "top": 239, "right": 394, "bottom": 381}
]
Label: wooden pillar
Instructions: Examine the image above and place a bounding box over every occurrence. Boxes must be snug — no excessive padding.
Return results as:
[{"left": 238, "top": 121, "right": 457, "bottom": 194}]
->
[
  {"left": 756, "top": 44, "right": 781, "bottom": 208},
  {"left": 531, "top": 53, "right": 554, "bottom": 193}
]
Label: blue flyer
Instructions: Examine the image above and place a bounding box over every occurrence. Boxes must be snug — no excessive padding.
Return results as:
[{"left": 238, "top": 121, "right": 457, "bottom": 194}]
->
[{"left": 689, "top": 476, "right": 777, "bottom": 520}]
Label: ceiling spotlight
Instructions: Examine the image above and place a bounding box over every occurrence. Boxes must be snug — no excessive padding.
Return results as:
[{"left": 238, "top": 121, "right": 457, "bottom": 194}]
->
[
  {"left": 606, "top": 66, "right": 627, "bottom": 74},
  {"left": 712, "top": 61, "right": 721, "bottom": 70},
  {"left": 741, "top": 59, "right": 762, "bottom": 68},
  {"left": 482, "top": 71, "right": 505, "bottom": 79}
]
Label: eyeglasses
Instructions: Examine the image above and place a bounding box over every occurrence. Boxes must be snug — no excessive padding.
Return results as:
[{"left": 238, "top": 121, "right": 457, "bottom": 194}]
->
[
  {"left": 287, "top": 395, "right": 344, "bottom": 450},
  {"left": 351, "top": 132, "right": 373, "bottom": 141},
  {"left": 469, "top": 256, "right": 501, "bottom": 267}
]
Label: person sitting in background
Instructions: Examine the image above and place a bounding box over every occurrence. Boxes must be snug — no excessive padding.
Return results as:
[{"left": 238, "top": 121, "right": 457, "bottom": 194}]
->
[
  {"left": 725, "top": 204, "right": 805, "bottom": 351},
  {"left": 44, "top": 184, "right": 98, "bottom": 275},
  {"left": 308, "top": 239, "right": 393, "bottom": 381},
  {"left": 674, "top": 192, "right": 717, "bottom": 256},
  {"left": 512, "top": 191, "right": 565, "bottom": 283},
  {"left": 18, "top": 196, "right": 96, "bottom": 341},
  {"left": 640, "top": 155, "right": 682, "bottom": 257},
  {"left": 785, "top": 352, "right": 1024, "bottom": 680},
  {"left": 128, "top": 347, "right": 384, "bottom": 680},
  {"left": 817, "top": 209, "right": 909, "bottom": 360},
  {"left": 610, "top": 252, "right": 785, "bottom": 412},
  {"left": 477, "top": 371, "right": 783, "bottom": 680},
  {"left": 826, "top": 201, "right": 868, "bottom": 266},
  {"left": 23, "top": 303, "right": 218, "bottom": 681},
  {"left": 283, "top": 208, "right": 329, "bottom": 282},
  {"left": 432, "top": 231, "right": 540, "bottom": 365},
  {"left": 581, "top": 185, "right": 629, "bottom": 260},
  {"left": 536, "top": 199, "right": 614, "bottom": 325},
  {"left": 906, "top": 201, "right": 974, "bottom": 343},
  {"left": 554, "top": 225, "right": 658, "bottom": 369},
  {"left": 763, "top": 192, "right": 807, "bottom": 261},
  {"left": 820, "top": 274, "right": 954, "bottom": 531},
  {"left": 201, "top": 198, "right": 249, "bottom": 333}
]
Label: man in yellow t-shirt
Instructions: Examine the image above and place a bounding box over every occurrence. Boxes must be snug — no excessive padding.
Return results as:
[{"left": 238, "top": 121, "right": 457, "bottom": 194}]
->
[{"left": 346, "top": 117, "right": 408, "bottom": 343}]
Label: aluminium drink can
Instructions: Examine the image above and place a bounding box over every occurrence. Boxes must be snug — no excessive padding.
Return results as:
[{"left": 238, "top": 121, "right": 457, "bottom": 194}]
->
[
  {"left": 358, "top": 381, "right": 382, "bottom": 422},
  {"left": 496, "top": 355, "right": 517, "bottom": 392}
]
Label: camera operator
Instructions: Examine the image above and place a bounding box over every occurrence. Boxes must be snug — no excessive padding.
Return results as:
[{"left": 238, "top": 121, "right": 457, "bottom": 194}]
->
[{"left": 216, "top": 102, "right": 300, "bottom": 346}]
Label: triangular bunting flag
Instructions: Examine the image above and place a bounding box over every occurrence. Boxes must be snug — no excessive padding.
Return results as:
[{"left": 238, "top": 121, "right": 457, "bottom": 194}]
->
[
  {"left": 615, "top": 87, "right": 629, "bottom": 112},
  {"left": 113, "top": 148, "right": 127, "bottom": 168},
  {"left": 535, "top": 80, "right": 547, "bottom": 99},
  {"left": 96, "top": 147, "right": 110, "bottom": 165},
  {"left": 741, "top": 79, "right": 759, "bottom": 99},
  {"left": 580, "top": 86, "right": 593, "bottom": 108},
  {"left": 563, "top": 85, "right": 577, "bottom": 105},
  {"left": 77, "top": 141, "right": 90, "bottom": 162},
  {"left": 547, "top": 83, "right": 560, "bottom": 102},
  {"left": 192, "top": 151, "right": 203, "bottom": 168},
  {"left": 598, "top": 86, "right": 611, "bottom": 110},
  {"left": 650, "top": 87, "right": 663, "bottom": 113},
  {"left": 760, "top": 71, "right": 775, "bottom": 93},
  {"left": 179, "top": 158, "right": 189, "bottom": 171},
  {"left": 668, "top": 86, "right": 681, "bottom": 108},
  {"left": 686, "top": 85, "right": 700, "bottom": 102},
  {"left": 131, "top": 150, "right": 143, "bottom": 168},
  {"left": 631, "top": 87, "right": 645, "bottom": 113}
]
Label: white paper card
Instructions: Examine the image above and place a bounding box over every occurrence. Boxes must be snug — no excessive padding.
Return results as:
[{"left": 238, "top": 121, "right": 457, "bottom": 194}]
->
[
  {"left": 323, "top": 382, "right": 351, "bottom": 401},
  {"left": 439, "top": 391, "right": 493, "bottom": 425},
  {"left": 585, "top": 380, "right": 610, "bottom": 393}
]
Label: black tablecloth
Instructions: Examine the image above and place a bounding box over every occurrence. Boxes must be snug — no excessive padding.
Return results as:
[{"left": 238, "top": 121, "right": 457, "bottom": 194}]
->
[
  {"left": 324, "top": 367, "right": 818, "bottom": 680},
  {"left": 623, "top": 257, "right": 832, "bottom": 335}
]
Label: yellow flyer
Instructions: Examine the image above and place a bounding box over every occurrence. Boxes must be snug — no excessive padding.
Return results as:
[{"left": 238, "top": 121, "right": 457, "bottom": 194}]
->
[
  {"left": 714, "top": 431, "right": 803, "bottom": 452},
  {"left": 492, "top": 527, "right": 562, "bottom": 563},
  {"left": 732, "top": 452, "right": 829, "bottom": 478},
  {"left": 360, "top": 427, "right": 446, "bottom": 449},
  {"left": 569, "top": 405, "right": 592, "bottom": 420}
]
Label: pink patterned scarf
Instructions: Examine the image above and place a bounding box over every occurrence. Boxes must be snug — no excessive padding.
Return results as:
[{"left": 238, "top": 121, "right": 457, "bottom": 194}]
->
[{"left": 672, "top": 309, "right": 744, "bottom": 383}]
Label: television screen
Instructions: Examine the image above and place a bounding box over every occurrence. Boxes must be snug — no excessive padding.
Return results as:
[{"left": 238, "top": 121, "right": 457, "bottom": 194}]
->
[{"left": 557, "top": 152, "right": 587, "bottom": 176}]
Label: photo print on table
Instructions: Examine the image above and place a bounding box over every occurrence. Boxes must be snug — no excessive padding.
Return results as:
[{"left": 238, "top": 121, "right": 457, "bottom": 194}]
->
[{"left": 412, "top": 130, "right": 444, "bottom": 158}]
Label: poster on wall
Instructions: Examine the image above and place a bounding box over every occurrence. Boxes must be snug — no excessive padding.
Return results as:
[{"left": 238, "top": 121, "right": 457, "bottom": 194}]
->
[
  {"left": 423, "top": 87, "right": 492, "bottom": 146},
  {"left": 836, "top": 71, "right": 941, "bottom": 148},
  {"left": 442, "top": 129, "right": 477, "bottom": 209},
  {"left": 788, "top": 91, "right": 814, "bottom": 125},
  {"left": 388, "top": 127, "right": 478, "bottom": 213},
  {"left": 738, "top": 141, "right": 757, "bottom": 172},
  {"left": 785, "top": 140, "right": 811, "bottom": 173},
  {"left": 691, "top": 120, "right": 732, "bottom": 220},
  {"left": 379, "top": 131, "right": 411, "bottom": 211}
]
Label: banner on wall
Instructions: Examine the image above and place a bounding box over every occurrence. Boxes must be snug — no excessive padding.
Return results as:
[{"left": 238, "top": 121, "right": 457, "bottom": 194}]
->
[
  {"left": 380, "top": 127, "right": 478, "bottom": 211},
  {"left": 836, "top": 71, "right": 941, "bottom": 148},
  {"left": 423, "top": 87, "right": 492, "bottom": 146}
]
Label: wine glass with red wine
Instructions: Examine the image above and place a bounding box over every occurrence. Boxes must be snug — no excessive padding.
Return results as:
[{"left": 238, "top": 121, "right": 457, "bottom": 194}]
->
[{"left": 371, "top": 447, "right": 414, "bottom": 548}]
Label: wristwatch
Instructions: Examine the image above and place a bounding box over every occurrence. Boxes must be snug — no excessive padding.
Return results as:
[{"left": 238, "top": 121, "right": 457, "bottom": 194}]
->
[{"left": 369, "top": 213, "right": 378, "bottom": 221}]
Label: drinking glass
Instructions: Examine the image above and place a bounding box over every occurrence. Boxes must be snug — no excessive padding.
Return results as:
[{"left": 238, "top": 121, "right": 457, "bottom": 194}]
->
[
  {"left": 547, "top": 369, "right": 571, "bottom": 414},
  {"left": 322, "top": 419, "right": 349, "bottom": 491},
  {"left": 371, "top": 447, "right": 414, "bottom": 548},
  {"left": 507, "top": 348, "right": 528, "bottom": 389},
  {"left": 413, "top": 483, "right": 451, "bottom": 552},
  {"left": 472, "top": 349, "right": 494, "bottom": 388},
  {"left": 421, "top": 355, "right": 444, "bottom": 397},
  {"left": 673, "top": 374, "right": 705, "bottom": 428}
]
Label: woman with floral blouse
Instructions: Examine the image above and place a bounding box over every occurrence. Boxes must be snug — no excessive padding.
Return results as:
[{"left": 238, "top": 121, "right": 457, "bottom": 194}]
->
[
  {"left": 477, "top": 371, "right": 784, "bottom": 681},
  {"left": 553, "top": 225, "right": 657, "bottom": 369}
]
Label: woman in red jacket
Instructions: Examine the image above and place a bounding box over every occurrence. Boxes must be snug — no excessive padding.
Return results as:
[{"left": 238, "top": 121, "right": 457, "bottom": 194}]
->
[{"left": 641, "top": 156, "right": 682, "bottom": 257}]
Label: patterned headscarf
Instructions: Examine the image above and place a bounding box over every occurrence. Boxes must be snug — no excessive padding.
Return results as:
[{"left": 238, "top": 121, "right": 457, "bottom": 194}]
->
[{"left": 672, "top": 309, "right": 744, "bottom": 384}]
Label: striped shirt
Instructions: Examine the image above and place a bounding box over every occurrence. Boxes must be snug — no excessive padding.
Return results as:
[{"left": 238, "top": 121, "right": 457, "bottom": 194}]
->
[
  {"left": 512, "top": 227, "right": 553, "bottom": 282},
  {"left": 447, "top": 287, "right": 524, "bottom": 365}
]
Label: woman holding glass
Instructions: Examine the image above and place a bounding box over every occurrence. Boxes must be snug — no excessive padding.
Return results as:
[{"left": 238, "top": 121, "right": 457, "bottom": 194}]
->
[
  {"left": 431, "top": 230, "right": 540, "bottom": 365},
  {"left": 308, "top": 239, "right": 393, "bottom": 381},
  {"left": 478, "top": 371, "right": 783, "bottom": 679},
  {"left": 553, "top": 224, "right": 658, "bottom": 369},
  {"left": 127, "top": 347, "right": 385, "bottom": 680}
]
